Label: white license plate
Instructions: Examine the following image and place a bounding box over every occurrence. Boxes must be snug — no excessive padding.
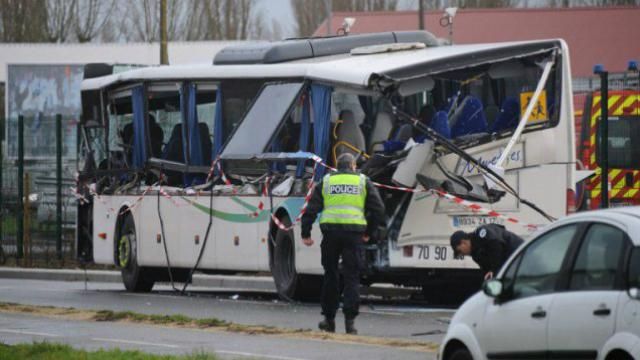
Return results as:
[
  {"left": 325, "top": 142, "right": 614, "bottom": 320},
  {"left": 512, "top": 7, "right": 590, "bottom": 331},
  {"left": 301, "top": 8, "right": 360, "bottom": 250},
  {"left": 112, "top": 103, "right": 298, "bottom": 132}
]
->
[{"left": 414, "top": 245, "right": 465, "bottom": 262}]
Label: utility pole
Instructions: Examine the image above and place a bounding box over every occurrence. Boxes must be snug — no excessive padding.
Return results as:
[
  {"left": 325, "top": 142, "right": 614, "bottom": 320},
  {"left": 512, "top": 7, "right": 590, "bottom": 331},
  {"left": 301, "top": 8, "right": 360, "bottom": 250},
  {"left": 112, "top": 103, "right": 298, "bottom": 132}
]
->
[
  {"left": 418, "top": 0, "right": 424, "bottom": 30},
  {"left": 160, "top": 0, "right": 169, "bottom": 65}
]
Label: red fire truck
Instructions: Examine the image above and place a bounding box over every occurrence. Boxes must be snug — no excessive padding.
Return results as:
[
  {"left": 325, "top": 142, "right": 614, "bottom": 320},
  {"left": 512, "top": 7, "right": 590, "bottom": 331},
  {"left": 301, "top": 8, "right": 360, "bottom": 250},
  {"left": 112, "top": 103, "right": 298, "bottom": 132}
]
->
[{"left": 576, "top": 87, "right": 640, "bottom": 209}]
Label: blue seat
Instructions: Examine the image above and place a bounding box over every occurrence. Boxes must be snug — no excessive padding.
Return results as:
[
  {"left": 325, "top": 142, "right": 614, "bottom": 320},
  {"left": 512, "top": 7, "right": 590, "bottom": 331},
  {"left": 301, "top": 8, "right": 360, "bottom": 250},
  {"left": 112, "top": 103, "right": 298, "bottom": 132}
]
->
[
  {"left": 450, "top": 96, "right": 488, "bottom": 138},
  {"left": 490, "top": 97, "right": 520, "bottom": 133},
  {"left": 431, "top": 111, "right": 451, "bottom": 139}
]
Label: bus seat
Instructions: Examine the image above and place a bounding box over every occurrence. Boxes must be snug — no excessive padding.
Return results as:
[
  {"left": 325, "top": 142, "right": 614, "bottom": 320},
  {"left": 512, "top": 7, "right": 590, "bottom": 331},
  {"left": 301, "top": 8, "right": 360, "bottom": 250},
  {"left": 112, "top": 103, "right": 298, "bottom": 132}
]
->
[
  {"left": 431, "top": 111, "right": 451, "bottom": 139},
  {"left": 369, "top": 111, "right": 394, "bottom": 153},
  {"left": 161, "top": 124, "right": 185, "bottom": 186},
  {"left": 484, "top": 105, "right": 500, "bottom": 129},
  {"left": 450, "top": 96, "right": 488, "bottom": 138},
  {"left": 491, "top": 97, "right": 520, "bottom": 133},
  {"left": 333, "top": 110, "right": 367, "bottom": 163},
  {"left": 417, "top": 105, "right": 437, "bottom": 140},
  {"left": 382, "top": 124, "right": 413, "bottom": 154},
  {"left": 162, "top": 124, "right": 184, "bottom": 163},
  {"left": 420, "top": 105, "right": 437, "bottom": 127},
  {"left": 149, "top": 114, "right": 164, "bottom": 158},
  {"left": 198, "top": 122, "right": 213, "bottom": 165}
]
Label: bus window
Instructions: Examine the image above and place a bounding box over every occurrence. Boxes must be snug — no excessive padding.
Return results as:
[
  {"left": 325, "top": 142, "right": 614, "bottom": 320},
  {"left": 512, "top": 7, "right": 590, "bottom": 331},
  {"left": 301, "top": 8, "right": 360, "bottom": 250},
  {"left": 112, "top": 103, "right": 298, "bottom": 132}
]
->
[
  {"left": 147, "top": 83, "right": 179, "bottom": 162},
  {"left": 194, "top": 83, "right": 216, "bottom": 163},
  {"left": 411, "top": 54, "right": 560, "bottom": 144},
  {"left": 597, "top": 115, "right": 640, "bottom": 169},
  {"left": 222, "top": 82, "right": 304, "bottom": 158},
  {"left": 270, "top": 95, "right": 313, "bottom": 152},
  {"left": 220, "top": 79, "right": 264, "bottom": 142},
  {"left": 107, "top": 88, "right": 135, "bottom": 169}
]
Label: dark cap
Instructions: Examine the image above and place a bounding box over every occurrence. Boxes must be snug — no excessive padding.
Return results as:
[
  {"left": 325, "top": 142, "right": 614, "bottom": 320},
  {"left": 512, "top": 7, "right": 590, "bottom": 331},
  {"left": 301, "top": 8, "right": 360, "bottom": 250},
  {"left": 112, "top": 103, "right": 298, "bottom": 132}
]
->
[{"left": 450, "top": 230, "right": 470, "bottom": 256}]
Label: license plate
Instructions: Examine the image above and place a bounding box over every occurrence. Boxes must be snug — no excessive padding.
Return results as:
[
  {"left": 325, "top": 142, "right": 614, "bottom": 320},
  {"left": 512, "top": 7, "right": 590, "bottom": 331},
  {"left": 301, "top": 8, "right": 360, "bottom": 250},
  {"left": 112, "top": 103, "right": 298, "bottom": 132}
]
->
[
  {"left": 453, "top": 215, "right": 504, "bottom": 228},
  {"left": 414, "top": 245, "right": 465, "bottom": 262}
]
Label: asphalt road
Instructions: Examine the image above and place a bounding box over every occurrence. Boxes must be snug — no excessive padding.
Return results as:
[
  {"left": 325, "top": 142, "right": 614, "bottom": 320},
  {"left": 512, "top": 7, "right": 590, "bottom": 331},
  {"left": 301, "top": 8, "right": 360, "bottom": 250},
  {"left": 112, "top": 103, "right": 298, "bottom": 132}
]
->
[
  {"left": 0, "top": 278, "right": 451, "bottom": 359},
  {"left": 0, "top": 312, "right": 434, "bottom": 360}
]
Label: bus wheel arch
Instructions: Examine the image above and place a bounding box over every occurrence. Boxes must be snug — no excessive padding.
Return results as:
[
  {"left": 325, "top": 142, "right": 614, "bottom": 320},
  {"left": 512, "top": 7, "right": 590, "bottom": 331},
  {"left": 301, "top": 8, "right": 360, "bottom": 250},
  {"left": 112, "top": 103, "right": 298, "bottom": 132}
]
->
[
  {"left": 115, "top": 211, "right": 154, "bottom": 292},
  {"left": 269, "top": 211, "right": 321, "bottom": 301}
]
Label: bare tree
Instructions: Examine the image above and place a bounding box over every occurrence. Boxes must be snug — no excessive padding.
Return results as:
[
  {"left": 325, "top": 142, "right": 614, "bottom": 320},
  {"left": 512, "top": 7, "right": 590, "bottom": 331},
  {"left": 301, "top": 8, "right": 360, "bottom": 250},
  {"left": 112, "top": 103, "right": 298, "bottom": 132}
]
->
[
  {"left": 74, "top": 0, "right": 116, "bottom": 42},
  {"left": 332, "top": 0, "right": 398, "bottom": 11},
  {"left": 0, "top": 0, "right": 48, "bottom": 42},
  {"left": 291, "top": 0, "right": 398, "bottom": 37},
  {"left": 46, "top": 0, "right": 76, "bottom": 43},
  {"left": 454, "top": 0, "right": 512, "bottom": 7},
  {"left": 291, "top": 0, "right": 327, "bottom": 37}
]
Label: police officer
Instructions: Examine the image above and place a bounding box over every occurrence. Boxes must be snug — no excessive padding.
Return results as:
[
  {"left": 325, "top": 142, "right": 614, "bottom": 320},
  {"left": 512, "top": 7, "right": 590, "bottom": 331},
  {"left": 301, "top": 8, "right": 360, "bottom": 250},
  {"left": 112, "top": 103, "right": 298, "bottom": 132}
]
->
[
  {"left": 301, "top": 153, "right": 385, "bottom": 334},
  {"left": 450, "top": 224, "right": 524, "bottom": 280}
]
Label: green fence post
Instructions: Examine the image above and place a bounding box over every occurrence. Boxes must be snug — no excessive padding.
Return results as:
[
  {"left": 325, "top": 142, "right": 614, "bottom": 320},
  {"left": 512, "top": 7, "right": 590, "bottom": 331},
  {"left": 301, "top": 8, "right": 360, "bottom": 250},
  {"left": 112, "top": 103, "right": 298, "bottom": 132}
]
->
[
  {"left": 17, "top": 115, "right": 24, "bottom": 259},
  {"left": 0, "top": 114, "right": 3, "bottom": 250},
  {"left": 56, "top": 114, "right": 63, "bottom": 260}
]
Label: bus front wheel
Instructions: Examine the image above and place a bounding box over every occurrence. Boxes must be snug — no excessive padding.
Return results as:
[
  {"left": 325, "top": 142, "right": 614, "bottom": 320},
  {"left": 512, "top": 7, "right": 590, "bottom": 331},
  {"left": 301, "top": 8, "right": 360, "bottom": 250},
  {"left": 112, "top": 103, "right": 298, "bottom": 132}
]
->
[
  {"left": 118, "top": 215, "right": 154, "bottom": 292},
  {"left": 271, "top": 215, "right": 321, "bottom": 301}
]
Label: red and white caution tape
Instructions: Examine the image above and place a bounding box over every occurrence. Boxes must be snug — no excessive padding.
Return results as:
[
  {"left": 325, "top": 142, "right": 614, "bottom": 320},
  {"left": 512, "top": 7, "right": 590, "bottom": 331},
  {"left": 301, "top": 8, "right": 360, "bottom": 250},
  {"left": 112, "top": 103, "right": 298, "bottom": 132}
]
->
[
  {"left": 270, "top": 164, "right": 318, "bottom": 232},
  {"left": 430, "top": 189, "right": 540, "bottom": 230},
  {"left": 74, "top": 153, "right": 541, "bottom": 231}
]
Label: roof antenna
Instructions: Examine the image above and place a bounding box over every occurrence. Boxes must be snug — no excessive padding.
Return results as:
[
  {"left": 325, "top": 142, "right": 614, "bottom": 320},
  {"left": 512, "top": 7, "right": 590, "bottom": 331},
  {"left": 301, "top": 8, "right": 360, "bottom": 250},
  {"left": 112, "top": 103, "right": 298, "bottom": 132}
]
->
[
  {"left": 439, "top": 7, "right": 458, "bottom": 45},
  {"left": 338, "top": 17, "right": 356, "bottom": 36}
]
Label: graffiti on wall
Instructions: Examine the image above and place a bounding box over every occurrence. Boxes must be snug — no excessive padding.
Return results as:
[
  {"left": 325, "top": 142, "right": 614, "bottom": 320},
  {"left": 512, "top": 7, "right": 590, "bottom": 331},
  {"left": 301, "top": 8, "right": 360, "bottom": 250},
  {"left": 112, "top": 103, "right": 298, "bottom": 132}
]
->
[{"left": 5, "top": 64, "right": 82, "bottom": 159}]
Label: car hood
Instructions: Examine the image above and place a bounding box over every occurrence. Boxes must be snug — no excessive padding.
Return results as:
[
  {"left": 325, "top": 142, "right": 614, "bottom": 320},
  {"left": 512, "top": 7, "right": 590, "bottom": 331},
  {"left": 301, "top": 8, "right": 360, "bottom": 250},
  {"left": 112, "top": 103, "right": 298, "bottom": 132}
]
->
[{"left": 451, "top": 291, "right": 490, "bottom": 327}]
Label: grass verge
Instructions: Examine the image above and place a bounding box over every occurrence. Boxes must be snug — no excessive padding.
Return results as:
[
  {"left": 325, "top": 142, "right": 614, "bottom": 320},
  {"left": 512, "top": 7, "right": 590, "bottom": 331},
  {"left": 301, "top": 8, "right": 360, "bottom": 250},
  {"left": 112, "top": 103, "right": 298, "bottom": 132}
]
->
[
  {"left": 0, "top": 302, "right": 438, "bottom": 352},
  {"left": 0, "top": 342, "right": 219, "bottom": 360}
]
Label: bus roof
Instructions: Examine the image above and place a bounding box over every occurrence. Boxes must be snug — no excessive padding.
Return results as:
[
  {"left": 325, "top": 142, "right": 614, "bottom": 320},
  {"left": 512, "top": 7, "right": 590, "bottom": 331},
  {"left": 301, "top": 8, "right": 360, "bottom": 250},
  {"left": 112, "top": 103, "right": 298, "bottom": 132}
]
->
[{"left": 81, "top": 39, "right": 562, "bottom": 91}]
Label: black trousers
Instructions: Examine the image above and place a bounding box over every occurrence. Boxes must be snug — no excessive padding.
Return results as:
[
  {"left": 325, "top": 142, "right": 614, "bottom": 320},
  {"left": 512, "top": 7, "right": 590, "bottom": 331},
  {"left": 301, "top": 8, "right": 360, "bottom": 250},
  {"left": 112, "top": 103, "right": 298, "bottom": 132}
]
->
[{"left": 320, "top": 230, "right": 363, "bottom": 320}]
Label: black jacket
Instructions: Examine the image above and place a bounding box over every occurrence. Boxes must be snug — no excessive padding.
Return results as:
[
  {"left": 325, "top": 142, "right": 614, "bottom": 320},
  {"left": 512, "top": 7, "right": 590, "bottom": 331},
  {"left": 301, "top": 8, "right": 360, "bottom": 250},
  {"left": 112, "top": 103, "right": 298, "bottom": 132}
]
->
[
  {"left": 301, "top": 170, "right": 386, "bottom": 238},
  {"left": 470, "top": 224, "right": 524, "bottom": 274}
]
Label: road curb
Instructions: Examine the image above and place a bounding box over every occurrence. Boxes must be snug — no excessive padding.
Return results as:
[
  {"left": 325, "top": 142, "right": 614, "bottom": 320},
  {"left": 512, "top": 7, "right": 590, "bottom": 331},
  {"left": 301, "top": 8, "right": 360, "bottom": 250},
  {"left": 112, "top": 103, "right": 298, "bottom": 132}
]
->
[{"left": 0, "top": 267, "right": 276, "bottom": 292}]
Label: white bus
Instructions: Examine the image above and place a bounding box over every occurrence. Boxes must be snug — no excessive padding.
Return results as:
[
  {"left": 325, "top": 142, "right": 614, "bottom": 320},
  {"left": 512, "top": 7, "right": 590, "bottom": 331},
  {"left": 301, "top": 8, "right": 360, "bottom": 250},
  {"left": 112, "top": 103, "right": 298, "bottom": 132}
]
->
[{"left": 77, "top": 31, "right": 577, "bottom": 301}]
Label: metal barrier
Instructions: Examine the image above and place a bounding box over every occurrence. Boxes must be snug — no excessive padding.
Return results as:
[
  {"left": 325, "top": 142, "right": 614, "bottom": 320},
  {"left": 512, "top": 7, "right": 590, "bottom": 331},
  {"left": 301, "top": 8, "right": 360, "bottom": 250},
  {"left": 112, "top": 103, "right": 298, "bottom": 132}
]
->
[{"left": 0, "top": 114, "right": 76, "bottom": 266}]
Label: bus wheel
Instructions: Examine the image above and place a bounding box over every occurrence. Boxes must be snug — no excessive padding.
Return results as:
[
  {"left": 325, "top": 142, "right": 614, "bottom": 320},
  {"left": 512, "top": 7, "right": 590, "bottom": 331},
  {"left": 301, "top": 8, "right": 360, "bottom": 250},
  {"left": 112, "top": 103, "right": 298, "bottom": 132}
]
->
[
  {"left": 271, "top": 215, "right": 321, "bottom": 301},
  {"left": 118, "top": 215, "right": 154, "bottom": 292}
]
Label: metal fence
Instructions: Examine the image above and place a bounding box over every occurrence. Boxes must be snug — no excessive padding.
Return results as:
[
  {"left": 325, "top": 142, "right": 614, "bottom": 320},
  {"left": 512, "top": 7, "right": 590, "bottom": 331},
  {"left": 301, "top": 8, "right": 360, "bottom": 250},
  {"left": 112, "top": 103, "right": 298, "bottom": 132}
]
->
[
  {"left": 573, "top": 73, "right": 640, "bottom": 93},
  {"left": 1, "top": 115, "right": 77, "bottom": 267}
]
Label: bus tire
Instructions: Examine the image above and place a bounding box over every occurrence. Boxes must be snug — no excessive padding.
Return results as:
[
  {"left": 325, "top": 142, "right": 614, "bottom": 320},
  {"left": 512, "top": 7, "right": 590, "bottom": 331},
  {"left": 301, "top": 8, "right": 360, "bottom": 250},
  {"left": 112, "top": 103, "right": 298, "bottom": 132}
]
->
[
  {"left": 118, "top": 215, "right": 154, "bottom": 292},
  {"left": 271, "top": 215, "right": 321, "bottom": 301}
]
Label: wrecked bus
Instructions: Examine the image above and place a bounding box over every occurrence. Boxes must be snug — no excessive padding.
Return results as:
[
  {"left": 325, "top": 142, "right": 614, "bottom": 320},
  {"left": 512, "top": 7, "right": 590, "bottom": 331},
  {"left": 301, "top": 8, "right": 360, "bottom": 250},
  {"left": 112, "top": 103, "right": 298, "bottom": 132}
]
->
[{"left": 76, "top": 31, "right": 576, "bottom": 301}]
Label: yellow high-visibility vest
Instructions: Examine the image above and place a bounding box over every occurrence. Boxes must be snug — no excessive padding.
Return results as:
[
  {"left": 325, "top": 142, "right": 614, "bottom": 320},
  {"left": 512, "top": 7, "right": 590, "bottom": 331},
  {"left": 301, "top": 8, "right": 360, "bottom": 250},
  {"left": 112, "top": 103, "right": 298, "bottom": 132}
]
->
[{"left": 320, "top": 173, "right": 367, "bottom": 226}]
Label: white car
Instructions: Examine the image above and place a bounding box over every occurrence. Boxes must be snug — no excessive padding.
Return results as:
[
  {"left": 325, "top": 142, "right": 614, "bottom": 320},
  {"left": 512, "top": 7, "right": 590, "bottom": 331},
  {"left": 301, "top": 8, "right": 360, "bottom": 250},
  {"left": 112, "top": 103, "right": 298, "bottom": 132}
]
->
[{"left": 438, "top": 207, "right": 640, "bottom": 360}]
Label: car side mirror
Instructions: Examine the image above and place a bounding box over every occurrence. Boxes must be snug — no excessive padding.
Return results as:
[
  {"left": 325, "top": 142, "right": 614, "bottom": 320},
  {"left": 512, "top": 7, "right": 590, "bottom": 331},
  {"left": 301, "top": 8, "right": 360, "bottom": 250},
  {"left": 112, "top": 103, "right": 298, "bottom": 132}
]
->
[
  {"left": 629, "top": 288, "right": 640, "bottom": 300},
  {"left": 483, "top": 279, "right": 504, "bottom": 298}
]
